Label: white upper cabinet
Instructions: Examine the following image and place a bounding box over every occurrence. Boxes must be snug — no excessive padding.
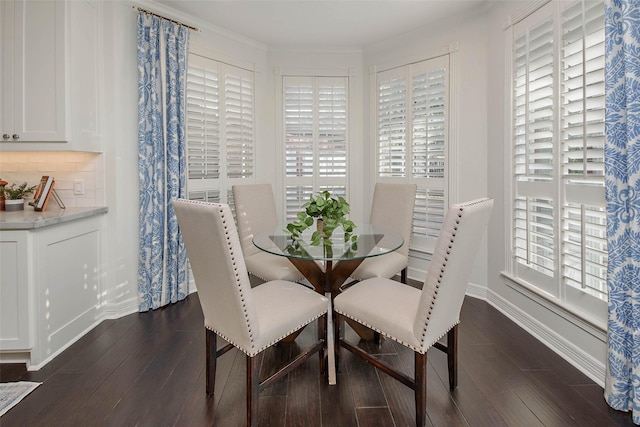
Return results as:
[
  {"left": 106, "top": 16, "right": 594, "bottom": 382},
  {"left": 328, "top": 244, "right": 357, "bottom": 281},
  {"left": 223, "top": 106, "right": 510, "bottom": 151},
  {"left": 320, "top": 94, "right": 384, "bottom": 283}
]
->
[{"left": 0, "top": 0, "right": 102, "bottom": 151}]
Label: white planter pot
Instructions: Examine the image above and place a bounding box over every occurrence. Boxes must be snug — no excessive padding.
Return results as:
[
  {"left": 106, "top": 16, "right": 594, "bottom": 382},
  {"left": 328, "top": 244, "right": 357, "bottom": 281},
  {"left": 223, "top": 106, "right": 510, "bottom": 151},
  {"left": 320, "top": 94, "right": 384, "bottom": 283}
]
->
[{"left": 5, "top": 199, "right": 25, "bottom": 211}]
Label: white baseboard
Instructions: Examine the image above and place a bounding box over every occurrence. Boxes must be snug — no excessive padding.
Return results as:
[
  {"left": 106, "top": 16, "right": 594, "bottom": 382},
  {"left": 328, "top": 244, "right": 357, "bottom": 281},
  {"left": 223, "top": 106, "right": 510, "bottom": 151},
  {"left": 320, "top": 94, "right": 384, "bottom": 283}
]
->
[
  {"left": 466, "top": 281, "right": 488, "bottom": 300},
  {"left": 484, "top": 287, "right": 605, "bottom": 387},
  {"left": 28, "top": 316, "right": 104, "bottom": 371},
  {"left": 102, "top": 295, "right": 139, "bottom": 320}
]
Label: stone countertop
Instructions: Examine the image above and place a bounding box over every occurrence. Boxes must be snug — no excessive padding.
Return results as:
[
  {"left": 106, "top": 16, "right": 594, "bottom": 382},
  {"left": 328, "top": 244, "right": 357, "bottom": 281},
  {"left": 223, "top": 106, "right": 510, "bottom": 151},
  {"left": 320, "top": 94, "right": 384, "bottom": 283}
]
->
[{"left": 0, "top": 206, "right": 108, "bottom": 230}]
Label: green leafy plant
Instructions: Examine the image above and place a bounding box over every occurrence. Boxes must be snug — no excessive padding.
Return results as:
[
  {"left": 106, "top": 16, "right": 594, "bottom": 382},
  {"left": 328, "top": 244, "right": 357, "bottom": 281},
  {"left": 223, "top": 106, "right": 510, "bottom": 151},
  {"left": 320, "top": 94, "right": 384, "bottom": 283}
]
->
[
  {"left": 2, "top": 182, "right": 36, "bottom": 200},
  {"left": 286, "top": 190, "right": 357, "bottom": 246}
]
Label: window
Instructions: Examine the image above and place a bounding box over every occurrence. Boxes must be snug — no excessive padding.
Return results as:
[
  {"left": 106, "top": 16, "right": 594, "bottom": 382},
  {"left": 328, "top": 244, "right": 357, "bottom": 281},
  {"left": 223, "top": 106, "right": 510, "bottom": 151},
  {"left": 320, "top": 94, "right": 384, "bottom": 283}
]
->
[
  {"left": 510, "top": 0, "right": 606, "bottom": 314},
  {"left": 375, "top": 55, "right": 449, "bottom": 251},
  {"left": 186, "top": 54, "right": 255, "bottom": 208},
  {"left": 282, "top": 76, "right": 349, "bottom": 219}
]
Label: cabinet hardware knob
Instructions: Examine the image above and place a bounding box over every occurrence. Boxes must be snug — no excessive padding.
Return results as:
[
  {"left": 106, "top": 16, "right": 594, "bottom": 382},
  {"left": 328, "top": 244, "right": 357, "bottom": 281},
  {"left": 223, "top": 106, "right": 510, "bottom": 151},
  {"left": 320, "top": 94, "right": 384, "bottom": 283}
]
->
[
  {"left": 2, "top": 134, "right": 10, "bottom": 140},
  {"left": 12, "top": 134, "right": 19, "bottom": 140}
]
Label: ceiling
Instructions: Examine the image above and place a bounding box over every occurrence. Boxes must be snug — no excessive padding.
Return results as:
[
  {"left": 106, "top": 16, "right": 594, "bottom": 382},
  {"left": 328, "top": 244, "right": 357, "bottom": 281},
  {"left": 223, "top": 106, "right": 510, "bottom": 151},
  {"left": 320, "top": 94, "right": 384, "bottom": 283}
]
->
[{"left": 152, "top": 0, "right": 492, "bottom": 49}]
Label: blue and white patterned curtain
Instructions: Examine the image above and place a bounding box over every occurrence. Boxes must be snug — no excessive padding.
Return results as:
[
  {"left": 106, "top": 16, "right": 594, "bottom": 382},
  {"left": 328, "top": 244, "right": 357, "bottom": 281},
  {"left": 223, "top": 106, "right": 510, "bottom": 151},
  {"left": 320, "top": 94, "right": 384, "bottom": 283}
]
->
[
  {"left": 604, "top": 0, "right": 640, "bottom": 422},
  {"left": 137, "top": 12, "right": 189, "bottom": 312}
]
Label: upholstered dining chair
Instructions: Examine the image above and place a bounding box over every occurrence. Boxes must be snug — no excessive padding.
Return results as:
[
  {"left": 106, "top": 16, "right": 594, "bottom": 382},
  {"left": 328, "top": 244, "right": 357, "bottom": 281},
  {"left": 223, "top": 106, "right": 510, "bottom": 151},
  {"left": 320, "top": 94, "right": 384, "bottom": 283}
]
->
[
  {"left": 173, "top": 199, "right": 329, "bottom": 427},
  {"left": 334, "top": 198, "right": 493, "bottom": 427},
  {"left": 232, "top": 183, "right": 305, "bottom": 283},
  {"left": 350, "top": 183, "right": 417, "bottom": 284}
]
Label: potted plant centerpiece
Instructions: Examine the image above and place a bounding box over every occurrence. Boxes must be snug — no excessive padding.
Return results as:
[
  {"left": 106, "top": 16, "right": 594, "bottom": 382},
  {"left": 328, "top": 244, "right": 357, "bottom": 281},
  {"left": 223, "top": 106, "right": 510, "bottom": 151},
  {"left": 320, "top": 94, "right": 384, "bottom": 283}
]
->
[
  {"left": 286, "top": 190, "right": 357, "bottom": 246},
  {"left": 2, "top": 182, "right": 36, "bottom": 211}
]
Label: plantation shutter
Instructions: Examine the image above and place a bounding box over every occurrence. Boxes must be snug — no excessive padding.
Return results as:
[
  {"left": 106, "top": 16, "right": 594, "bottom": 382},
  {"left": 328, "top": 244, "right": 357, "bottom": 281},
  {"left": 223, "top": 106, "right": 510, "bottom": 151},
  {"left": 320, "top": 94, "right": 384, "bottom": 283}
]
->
[
  {"left": 376, "top": 55, "right": 449, "bottom": 250},
  {"left": 283, "top": 76, "right": 348, "bottom": 220},
  {"left": 510, "top": 0, "right": 607, "bottom": 305},
  {"left": 225, "top": 71, "right": 254, "bottom": 179},
  {"left": 560, "top": 0, "right": 607, "bottom": 301},
  {"left": 512, "top": 3, "right": 556, "bottom": 288},
  {"left": 378, "top": 68, "right": 406, "bottom": 178},
  {"left": 186, "top": 54, "right": 255, "bottom": 204},
  {"left": 186, "top": 55, "right": 220, "bottom": 182}
]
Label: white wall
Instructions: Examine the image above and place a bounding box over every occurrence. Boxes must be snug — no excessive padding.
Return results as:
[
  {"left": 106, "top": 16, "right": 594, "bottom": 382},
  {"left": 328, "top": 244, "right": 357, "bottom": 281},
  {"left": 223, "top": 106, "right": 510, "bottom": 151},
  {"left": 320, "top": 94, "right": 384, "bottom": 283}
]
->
[{"left": 101, "top": 1, "right": 140, "bottom": 316}]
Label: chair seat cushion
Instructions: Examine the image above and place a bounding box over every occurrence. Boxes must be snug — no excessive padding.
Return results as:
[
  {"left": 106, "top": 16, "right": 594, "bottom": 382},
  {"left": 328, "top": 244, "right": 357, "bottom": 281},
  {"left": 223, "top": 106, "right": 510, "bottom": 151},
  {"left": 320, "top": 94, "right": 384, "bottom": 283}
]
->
[
  {"left": 334, "top": 278, "right": 422, "bottom": 351},
  {"left": 251, "top": 280, "right": 328, "bottom": 356},
  {"left": 350, "top": 252, "right": 407, "bottom": 281},
  {"left": 245, "top": 252, "right": 305, "bottom": 282}
]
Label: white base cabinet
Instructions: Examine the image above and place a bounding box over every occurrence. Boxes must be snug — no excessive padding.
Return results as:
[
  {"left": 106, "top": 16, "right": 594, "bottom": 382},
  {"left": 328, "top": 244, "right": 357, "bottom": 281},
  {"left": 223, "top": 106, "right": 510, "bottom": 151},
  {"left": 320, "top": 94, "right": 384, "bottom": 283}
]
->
[
  {"left": 0, "top": 215, "right": 105, "bottom": 369},
  {"left": 0, "top": 232, "right": 30, "bottom": 351}
]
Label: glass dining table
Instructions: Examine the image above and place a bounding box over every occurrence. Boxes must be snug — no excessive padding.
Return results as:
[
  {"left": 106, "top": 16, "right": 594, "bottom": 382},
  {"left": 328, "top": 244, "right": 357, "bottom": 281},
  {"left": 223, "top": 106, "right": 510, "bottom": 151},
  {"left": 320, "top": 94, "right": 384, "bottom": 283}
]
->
[{"left": 253, "top": 224, "right": 403, "bottom": 384}]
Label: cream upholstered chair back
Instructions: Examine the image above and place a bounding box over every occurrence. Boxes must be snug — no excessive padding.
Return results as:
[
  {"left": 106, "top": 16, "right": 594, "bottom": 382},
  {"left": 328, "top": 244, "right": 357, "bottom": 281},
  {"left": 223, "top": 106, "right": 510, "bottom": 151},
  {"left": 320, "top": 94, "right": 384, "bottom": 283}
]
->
[
  {"left": 233, "top": 183, "right": 278, "bottom": 259},
  {"left": 413, "top": 198, "right": 493, "bottom": 352},
  {"left": 369, "top": 183, "right": 417, "bottom": 258},
  {"left": 232, "top": 184, "right": 304, "bottom": 282},
  {"left": 173, "top": 199, "right": 259, "bottom": 354}
]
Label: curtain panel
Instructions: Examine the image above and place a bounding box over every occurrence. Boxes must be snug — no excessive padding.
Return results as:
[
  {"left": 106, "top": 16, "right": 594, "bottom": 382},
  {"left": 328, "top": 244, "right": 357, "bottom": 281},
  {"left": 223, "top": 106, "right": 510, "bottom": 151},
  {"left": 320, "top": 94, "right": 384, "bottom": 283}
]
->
[
  {"left": 137, "top": 12, "right": 190, "bottom": 311},
  {"left": 604, "top": 0, "right": 640, "bottom": 423}
]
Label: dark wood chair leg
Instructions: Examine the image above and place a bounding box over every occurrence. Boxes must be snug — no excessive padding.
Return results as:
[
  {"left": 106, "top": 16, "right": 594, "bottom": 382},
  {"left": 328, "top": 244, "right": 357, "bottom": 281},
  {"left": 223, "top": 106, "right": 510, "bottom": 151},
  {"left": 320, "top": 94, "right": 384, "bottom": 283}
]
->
[
  {"left": 319, "top": 314, "right": 326, "bottom": 375},
  {"left": 373, "top": 331, "right": 381, "bottom": 345},
  {"left": 206, "top": 329, "right": 216, "bottom": 396},
  {"left": 401, "top": 267, "right": 408, "bottom": 284},
  {"left": 247, "top": 355, "right": 260, "bottom": 427},
  {"left": 334, "top": 311, "right": 341, "bottom": 371},
  {"left": 415, "top": 352, "right": 427, "bottom": 427},
  {"left": 447, "top": 325, "right": 458, "bottom": 390}
]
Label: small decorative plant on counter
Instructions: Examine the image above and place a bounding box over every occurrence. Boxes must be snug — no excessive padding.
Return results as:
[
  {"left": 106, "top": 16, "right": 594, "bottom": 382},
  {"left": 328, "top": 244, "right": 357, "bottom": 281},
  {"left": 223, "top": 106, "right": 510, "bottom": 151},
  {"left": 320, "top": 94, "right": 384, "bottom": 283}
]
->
[
  {"left": 286, "top": 190, "right": 357, "bottom": 246},
  {"left": 0, "top": 179, "right": 7, "bottom": 211},
  {"left": 2, "top": 182, "right": 37, "bottom": 211}
]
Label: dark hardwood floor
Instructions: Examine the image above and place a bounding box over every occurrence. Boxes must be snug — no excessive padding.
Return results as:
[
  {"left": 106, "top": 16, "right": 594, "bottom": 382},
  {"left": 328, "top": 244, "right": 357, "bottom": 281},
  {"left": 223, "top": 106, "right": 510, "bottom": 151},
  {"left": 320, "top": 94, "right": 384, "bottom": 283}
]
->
[{"left": 0, "top": 281, "right": 635, "bottom": 426}]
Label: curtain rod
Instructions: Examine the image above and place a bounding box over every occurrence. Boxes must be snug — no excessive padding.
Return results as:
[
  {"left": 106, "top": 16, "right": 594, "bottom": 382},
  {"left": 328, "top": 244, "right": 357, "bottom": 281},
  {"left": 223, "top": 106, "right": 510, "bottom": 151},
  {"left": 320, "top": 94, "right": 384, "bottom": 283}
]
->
[{"left": 135, "top": 6, "right": 199, "bottom": 32}]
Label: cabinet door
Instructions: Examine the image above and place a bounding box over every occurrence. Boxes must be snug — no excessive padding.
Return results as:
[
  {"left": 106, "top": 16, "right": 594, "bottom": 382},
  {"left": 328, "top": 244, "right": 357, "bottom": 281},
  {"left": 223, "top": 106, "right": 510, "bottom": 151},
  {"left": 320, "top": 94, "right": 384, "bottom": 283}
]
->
[
  {"left": 0, "top": 231, "right": 30, "bottom": 351},
  {"left": 1, "top": 0, "right": 102, "bottom": 151},
  {"left": 12, "top": 0, "right": 67, "bottom": 142},
  {"left": 0, "top": 1, "right": 14, "bottom": 140}
]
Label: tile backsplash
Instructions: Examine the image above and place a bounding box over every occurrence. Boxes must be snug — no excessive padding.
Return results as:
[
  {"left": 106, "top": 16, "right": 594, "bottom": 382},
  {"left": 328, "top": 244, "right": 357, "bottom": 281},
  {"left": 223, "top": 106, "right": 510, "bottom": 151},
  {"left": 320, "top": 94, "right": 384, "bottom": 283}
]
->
[{"left": 0, "top": 151, "right": 105, "bottom": 207}]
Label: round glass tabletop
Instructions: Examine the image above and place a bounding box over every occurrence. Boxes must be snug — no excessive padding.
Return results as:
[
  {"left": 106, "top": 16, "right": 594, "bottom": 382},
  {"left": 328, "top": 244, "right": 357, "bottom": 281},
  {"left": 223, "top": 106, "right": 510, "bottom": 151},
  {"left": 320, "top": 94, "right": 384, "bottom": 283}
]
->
[{"left": 252, "top": 223, "right": 403, "bottom": 262}]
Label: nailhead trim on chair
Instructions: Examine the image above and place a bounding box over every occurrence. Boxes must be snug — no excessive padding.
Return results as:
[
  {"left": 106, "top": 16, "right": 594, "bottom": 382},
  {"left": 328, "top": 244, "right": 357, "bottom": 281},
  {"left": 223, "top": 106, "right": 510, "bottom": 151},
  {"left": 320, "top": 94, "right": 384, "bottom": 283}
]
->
[
  {"left": 219, "top": 206, "right": 256, "bottom": 349},
  {"left": 207, "top": 309, "right": 326, "bottom": 358},
  {"left": 416, "top": 201, "right": 474, "bottom": 352}
]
